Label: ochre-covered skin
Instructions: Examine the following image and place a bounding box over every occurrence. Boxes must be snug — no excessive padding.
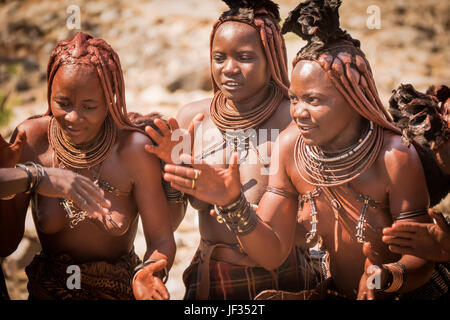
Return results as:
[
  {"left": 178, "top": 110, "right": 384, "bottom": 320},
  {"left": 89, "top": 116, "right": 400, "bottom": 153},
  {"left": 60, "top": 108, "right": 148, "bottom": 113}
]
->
[{"left": 0, "top": 33, "right": 175, "bottom": 300}]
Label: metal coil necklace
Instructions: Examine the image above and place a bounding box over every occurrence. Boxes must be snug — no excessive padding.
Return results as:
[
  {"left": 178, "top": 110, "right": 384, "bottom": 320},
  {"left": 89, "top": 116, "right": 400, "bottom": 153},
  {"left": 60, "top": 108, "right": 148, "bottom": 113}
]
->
[
  {"left": 210, "top": 81, "right": 284, "bottom": 132},
  {"left": 48, "top": 115, "right": 117, "bottom": 170},
  {"left": 210, "top": 81, "right": 283, "bottom": 162},
  {"left": 295, "top": 121, "right": 384, "bottom": 187}
]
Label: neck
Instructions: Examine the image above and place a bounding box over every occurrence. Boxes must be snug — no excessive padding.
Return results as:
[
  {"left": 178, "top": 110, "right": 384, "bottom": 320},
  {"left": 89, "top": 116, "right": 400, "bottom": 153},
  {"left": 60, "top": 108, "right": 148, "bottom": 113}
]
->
[
  {"left": 319, "top": 117, "right": 367, "bottom": 153},
  {"left": 226, "top": 83, "right": 271, "bottom": 113}
]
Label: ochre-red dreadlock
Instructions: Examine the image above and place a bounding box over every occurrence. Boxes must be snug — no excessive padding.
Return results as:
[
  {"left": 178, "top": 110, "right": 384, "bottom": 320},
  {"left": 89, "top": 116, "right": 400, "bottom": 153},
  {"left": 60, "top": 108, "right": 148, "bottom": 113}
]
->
[{"left": 46, "top": 32, "right": 144, "bottom": 133}]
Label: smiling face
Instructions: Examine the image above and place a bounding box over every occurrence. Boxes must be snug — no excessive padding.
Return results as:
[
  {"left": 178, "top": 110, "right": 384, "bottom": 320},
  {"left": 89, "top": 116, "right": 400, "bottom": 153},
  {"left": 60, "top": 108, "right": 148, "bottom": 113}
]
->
[
  {"left": 289, "top": 60, "right": 364, "bottom": 152},
  {"left": 50, "top": 64, "right": 108, "bottom": 145},
  {"left": 211, "top": 21, "right": 271, "bottom": 109}
]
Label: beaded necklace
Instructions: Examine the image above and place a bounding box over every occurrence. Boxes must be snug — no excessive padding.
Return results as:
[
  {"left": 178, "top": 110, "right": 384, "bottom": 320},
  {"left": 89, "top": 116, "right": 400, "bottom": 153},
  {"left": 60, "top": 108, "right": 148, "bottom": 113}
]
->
[{"left": 295, "top": 122, "right": 384, "bottom": 247}]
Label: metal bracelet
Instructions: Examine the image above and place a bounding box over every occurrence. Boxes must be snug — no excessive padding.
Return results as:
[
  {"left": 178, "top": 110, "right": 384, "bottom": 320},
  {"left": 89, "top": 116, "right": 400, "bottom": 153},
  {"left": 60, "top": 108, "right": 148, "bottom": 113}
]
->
[
  {"left": 131, "top": 259, "right": 169, "bottom": 286},
  {"left": 15, "top": 163, "right": 33, "bottom": 193}
]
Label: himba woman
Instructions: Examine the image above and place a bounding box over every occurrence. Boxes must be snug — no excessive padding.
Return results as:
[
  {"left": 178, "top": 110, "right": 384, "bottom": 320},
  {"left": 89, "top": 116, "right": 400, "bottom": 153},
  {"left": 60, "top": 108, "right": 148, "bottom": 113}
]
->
[
  {"left": 162, "top": 0, "right": 448, "bottom": 299},
  {"left": 146, "top": 0, "right": 321, "bottom": 299},
  {"left": 0, "top": 32, "right": 176, "bottom": 300}
]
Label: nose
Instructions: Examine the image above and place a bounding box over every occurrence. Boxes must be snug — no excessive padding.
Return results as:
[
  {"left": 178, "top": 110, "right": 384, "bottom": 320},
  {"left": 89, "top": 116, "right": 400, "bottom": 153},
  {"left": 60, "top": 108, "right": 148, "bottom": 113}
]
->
[
  {"left": 64, "top": 109, "right": 83, "bottom": 123},
  {"left": 291, "top": 102, "right": 310, "bottom": 120},
  {"left": 222, "top": 58, "right": 239, "bottom": 75}
]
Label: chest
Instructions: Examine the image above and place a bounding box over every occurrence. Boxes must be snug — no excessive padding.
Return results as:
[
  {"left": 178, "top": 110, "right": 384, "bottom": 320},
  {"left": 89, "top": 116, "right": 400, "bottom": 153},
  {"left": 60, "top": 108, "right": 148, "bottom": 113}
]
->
[{"left": 291, "top": 162, "right": 392, "bottom": 249}]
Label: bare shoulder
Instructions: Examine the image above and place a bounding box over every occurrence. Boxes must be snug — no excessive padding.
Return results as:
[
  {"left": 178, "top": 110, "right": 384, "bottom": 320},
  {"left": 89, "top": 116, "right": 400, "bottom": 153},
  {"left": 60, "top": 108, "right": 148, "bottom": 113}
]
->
[
  {"left": 266, "top": 98, "right": 292, "bottom": 131},
  {"left": 176, "top": 98, "right": 212, "bottom": 129},
  {"left": 378, "top": 129, "right": 424, "bottom": 180},
  {"left": 15, "top": 115, "right": 50, "bottom": 155},
  {"left": 117, "top": 129, "right": 152, "bottom": 157},
  {"left": 116, "top": 129, "right": 162, "bottom": 177},
  {"left": 278, "top": 122, "right": 300, "bottom": 153}
]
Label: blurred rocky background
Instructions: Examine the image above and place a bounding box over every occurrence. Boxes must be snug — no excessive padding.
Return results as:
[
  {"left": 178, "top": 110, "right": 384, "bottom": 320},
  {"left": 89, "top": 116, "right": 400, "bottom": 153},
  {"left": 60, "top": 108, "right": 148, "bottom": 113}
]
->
[{"left": 0, "top": 0, "right": 449, "bottom": 299}]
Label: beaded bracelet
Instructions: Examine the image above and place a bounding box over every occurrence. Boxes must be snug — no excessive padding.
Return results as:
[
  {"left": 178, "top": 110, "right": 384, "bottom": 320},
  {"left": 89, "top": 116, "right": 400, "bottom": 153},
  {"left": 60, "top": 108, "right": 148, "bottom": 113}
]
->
[
  {"left": 215, "top": 192, "right": 259, "bottom": 236},
  {"left": 131, "top": 259, "right": 168, "bottom": 287}
]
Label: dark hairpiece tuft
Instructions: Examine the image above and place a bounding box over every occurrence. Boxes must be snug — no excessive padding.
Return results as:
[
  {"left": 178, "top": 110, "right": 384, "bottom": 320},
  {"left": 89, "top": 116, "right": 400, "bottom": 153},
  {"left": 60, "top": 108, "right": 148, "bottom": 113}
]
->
[
  {"left": 282, "top": 0, "right": 359, "bottom": 56},
  {"left": 221, "top": 0, "right": 281, "bottom": 22},
  {"left": 389, "top": 83, "right": 449, "bottom": 150}
]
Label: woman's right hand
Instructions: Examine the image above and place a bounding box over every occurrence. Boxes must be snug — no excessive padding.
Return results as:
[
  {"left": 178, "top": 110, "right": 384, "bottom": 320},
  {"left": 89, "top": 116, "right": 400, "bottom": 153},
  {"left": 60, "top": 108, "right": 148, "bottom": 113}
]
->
[
  {"left": 144, "top": 114, "right": 204, "bottom": 164},
  {"left": 163, "top": 153, "right": 242, "bottom": 207},
  {"left": 38, "top": 167, "right": 111, "bottom": 219}
]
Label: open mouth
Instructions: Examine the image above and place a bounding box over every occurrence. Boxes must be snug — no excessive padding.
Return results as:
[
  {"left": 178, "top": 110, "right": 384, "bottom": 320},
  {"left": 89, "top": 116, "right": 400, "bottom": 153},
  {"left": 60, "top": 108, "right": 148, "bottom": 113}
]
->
[
  {"left": 222, "top": 81, "right": 243, "bottom": 90},
  {"left": 295, "top": 120, "right": 317, "bottom": 132},
  {"left": 65, "top": 127, "right": 84, "bottom": 135}
]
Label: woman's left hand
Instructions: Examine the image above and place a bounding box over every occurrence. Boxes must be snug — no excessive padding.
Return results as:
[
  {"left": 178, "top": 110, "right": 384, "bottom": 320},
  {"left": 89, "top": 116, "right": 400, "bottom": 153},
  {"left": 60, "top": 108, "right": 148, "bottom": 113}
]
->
[
  {"left": 0, "top": 131, "right": 26, "bottom": 168},
  {"left": 382, "top": 209, "right": 450, "bottom": 262},
  {"left": 132, "top": 259, "right": 170, "bottom": 300}
]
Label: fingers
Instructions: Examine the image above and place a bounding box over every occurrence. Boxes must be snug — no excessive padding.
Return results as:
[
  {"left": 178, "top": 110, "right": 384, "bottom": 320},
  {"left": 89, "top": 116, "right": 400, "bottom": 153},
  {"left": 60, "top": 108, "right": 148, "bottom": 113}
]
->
[
  {"left": 382, "top": 229, "right": 416, "bottom": 240},
  {"left": 145, "top": 125, "right": 163, "bottom": 145},
  {"left": 229, "top": 152, "right": 240, "bottom": 178},
  {"left": 147, "top": 259, "right": 167, "bottom": 273},
  {"left": 429, "top": 209, "right": 450, "bottom": 232},
  {"left": 164, "top": 163, "right": 199, "bottom": 180},
  {"left": 11, "top": 130, "right": 27, "bottom": 150},
  {"left": 152, "top": 277, "right": 170, "bottom": 300},
  {"left": 73, "top": 184, "right": 107, "bottom": 217},
  {"left": 381, "top": 236, "right": 413, "bottom": 247},
  {"left": 153, "top": 119, "right": 171, "bottom": 137},
  {"left": 167, "top": 117, "right": 180, "bottom": 132},
  {"left": 383, "top": 222, "right": 423, "bottom": 234},
  {"left": 78, "top": 179, "right": 111, "bottom": 211},
  {"left": 187, "top": 113, "right": 204, "bottom": 136},
  {"left": 69, "top": 190, "right": 101, "bottom": 219},
  {"left": 168, "top": 181, "right": 196, "bottom": 196},
  {"left": 163, "top": 172, "right": 193, "bottom": 189},
  {"left": 366, "top": 289, "right": 375, "bottom": 300},
  {"left": 387, "top": 244, "right": 415, "bottom": 256},
  {"left": 357, "top": 289, "right": 367, "bottom": 300},
  {"left": 144, "top": 143, "right": 158, "bottom": 155}
]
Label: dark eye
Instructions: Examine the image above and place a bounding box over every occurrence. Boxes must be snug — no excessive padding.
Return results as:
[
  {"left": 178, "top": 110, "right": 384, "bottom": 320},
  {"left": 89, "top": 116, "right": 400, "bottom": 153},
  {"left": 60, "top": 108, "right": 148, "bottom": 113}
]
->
[
  {"left": 213, "top": 54, "right": 225, "bottom": 63},
  {"left": 289, "top": 95, "right": 298, "bottom": 104},
  {"left": 239, "top": 54, "right": 253, "bottom": 62},
  {"left": 307, "top": 97, "right": 320, "bottom": 105},
  {"left": 84, "top": 105, "right": 97, "bottom": 110},
  {"left": 56, "top": 101, "right": 70, "bottom": 109}
]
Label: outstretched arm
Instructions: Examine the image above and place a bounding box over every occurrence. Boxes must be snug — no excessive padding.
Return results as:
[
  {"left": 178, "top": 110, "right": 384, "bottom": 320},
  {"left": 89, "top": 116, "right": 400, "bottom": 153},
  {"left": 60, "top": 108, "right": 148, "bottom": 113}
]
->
[
  {"left": 129, "top": 133, "right": 176, "bottom": 300},
  {"left": 144, "top": 114, "right": 204, "bottom": 231},
  {"left": 163, "top": 132, "right": 299, "bottom": 270}
]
